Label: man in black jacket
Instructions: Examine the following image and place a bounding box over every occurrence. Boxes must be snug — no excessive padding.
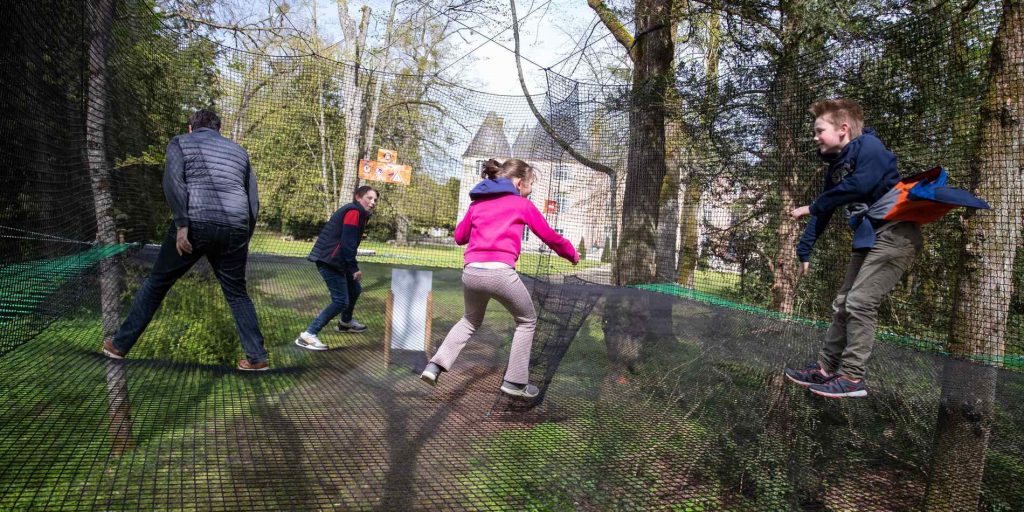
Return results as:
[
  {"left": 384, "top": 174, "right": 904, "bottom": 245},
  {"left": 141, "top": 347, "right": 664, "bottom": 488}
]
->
[{"left": 102, "top": 109, "right": 270, "bottom": 371}]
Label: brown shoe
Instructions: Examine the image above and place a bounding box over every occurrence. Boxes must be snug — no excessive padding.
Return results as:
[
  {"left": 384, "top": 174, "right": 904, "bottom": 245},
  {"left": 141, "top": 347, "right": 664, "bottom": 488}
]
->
[
  {"left": 102, "top": 338, "right": 125, "bottom": 359},
  {"left": 237, "top": 359, "right": 269, "bottom": 371}
]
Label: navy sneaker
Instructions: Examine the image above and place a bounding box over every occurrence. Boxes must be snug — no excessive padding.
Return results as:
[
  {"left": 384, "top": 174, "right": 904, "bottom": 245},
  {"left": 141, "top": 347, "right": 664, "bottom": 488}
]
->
[
  {"left": 809, "top": 376, "right": 867, "bottom": 398},
  {"left": 784, "top": 362, "right": 833, "bottom": 388}
]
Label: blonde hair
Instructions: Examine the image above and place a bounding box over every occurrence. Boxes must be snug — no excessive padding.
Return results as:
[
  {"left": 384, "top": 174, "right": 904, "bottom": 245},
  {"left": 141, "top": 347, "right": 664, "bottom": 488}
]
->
[
  {"left": 481, "top": 158, "right": 537, "bottom": 183},
  {"left": 809, "top": 98, "right": 864, "bottom": 139}
]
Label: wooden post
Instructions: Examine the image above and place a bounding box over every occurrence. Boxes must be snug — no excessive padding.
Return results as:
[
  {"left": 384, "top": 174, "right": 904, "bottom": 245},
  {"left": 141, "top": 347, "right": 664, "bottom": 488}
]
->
[
  {"left": 383, "top": 289, "right": 394, "bottom": 366},
  {"left": 424, "top": 291, "right": 434, "bottom": 356}
]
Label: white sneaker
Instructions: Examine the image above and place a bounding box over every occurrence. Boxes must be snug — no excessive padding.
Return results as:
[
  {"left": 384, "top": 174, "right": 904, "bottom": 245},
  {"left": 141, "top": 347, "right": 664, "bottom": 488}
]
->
[
  {"left": 336, "top": 319, "right": 367, "bottom": 333},
  {"left": 420, "top": 363, "right": 443, "bottom": 386},
  {"left": 500, "top": 380, "right": 540, "bottom": 398},
  {"left": 295, "top": 331, "right": 328, "bottom": 351}
]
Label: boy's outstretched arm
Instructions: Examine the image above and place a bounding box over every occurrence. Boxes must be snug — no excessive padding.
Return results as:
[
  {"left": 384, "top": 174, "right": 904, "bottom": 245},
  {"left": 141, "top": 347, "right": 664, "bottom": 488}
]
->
[{"left": 795, "top": 210, "right": 833, "bottom": 270}]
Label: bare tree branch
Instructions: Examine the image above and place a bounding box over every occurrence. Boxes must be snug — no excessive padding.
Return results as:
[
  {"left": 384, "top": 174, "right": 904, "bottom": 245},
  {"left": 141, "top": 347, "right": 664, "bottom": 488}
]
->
[{"left": 510, "top": 0, "right": 615, "bottom": 177}]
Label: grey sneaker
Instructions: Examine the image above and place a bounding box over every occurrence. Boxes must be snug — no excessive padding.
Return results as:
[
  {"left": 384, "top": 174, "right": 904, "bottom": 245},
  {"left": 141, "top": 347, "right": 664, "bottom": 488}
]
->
[
  {"left": 421, "top": 363, "right": 443, "bottom": 386},
  {"left": 809, "top": 375, "right": 868, "bottom": 398},
  {"left": 295, "top": 331, "right": 328, "bottom": 351},
  {"left": 500, "top": 380, "right": 539, "bottom": 398},
  {"left": 336, "top": 319, "right": 367, "bottom": 333}
]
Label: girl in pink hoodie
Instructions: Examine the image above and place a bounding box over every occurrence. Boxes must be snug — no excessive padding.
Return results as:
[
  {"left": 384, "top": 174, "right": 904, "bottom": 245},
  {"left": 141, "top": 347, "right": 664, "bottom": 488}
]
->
[{"left": 421, "top": 158, "right": 578, "bottom": 398}]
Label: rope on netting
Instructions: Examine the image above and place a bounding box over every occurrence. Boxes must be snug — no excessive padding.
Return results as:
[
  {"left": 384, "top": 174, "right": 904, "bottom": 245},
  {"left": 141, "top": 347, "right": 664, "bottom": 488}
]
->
[{"left": 0, "top": 226, "right": 95, "bottom": 245}]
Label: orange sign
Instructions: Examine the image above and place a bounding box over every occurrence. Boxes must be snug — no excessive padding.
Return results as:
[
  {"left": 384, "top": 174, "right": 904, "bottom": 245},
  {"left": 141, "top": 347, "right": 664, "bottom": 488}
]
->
[
  {"left": 544, "top": 199, "right": 559, "bottom": 214},
  {"left": 359, "top": 159, "right": 412, "bottom": 185},
  {"left": 376, "top": 148, "right": 397, "bottom": 164}
]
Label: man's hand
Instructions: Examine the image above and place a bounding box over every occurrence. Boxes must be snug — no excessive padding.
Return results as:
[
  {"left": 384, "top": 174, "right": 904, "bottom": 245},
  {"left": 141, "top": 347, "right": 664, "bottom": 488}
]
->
[
  {"left": 176, "top": 226, "right": 192, "bottom": 256},
  {"left": 353, "top": 270, "right": 363, "bottom": 282},
  {"left": 799, "top": 261, "right": 810, "bottom": 276},
  {"left": 790, "top": 205, "right": 811, "bottom": 220}
]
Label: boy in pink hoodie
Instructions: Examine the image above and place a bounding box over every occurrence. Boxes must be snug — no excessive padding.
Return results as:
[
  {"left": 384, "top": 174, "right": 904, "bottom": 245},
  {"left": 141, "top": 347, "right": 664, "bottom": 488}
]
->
[{"left": 421, "top": 158, "right": 578, "bottom": 397}]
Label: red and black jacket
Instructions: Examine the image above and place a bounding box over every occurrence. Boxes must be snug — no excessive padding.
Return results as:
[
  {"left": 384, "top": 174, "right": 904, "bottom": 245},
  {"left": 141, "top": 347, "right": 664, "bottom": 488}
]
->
[{"left": 307, "top": 202, "right": 370, "bottom": 273}]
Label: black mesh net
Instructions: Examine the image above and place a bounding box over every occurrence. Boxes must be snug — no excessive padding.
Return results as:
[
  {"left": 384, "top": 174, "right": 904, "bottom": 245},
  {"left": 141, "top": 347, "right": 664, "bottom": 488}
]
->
[{"left": 1, "top": 0, "right": 1023, "bottom": 510}]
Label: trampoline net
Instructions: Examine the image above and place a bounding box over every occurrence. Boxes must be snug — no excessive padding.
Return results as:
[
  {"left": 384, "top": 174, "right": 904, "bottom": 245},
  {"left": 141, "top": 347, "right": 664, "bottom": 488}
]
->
[{"left": 1, "top": 0, "right": 1022, "bottom": 510}]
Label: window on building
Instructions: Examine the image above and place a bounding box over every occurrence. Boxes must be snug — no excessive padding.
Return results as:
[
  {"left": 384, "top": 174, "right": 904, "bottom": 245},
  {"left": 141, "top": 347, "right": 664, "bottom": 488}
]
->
[
  {"left": 555, "top": 192, "right": 570, "bottom": 213},
  {"left": 553, "top": 164, "right": 570, "bottom": 182}
]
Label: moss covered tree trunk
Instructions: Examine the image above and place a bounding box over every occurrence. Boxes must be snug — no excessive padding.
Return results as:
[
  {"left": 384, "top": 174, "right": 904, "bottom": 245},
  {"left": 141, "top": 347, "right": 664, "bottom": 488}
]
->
[
  {"left": 769, "top": 6, "right": 805, "bottom": 314},
  {"left": 925, "top": 0, "right": 1024, "bottom": 508},
  {"left": 619, "top": 0, "right": 674, "bottom": 285},
  {"left": 656, "top": 120, "right": 682, "bottom": 282},
  {"left": 676, "top": 179, "right": 702, "bottom": 287},
  {"left": 590, "top": 0, "right": 675, "bottom": 285}
]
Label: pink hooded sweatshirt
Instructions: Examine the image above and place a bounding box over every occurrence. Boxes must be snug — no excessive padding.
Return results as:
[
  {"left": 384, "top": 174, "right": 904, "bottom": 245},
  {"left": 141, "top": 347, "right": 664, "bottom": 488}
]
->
[{"left": 455, "top": 178, "right": 579, "bottom": 267}]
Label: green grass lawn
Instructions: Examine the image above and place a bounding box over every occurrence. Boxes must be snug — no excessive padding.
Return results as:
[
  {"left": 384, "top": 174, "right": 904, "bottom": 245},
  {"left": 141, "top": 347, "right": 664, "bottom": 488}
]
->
[
  {"left": 689, "top": 269, "right": 742, "bottom": 299},
  {"left": 250, "top": 232, "right": 605, "bottom": 274}
]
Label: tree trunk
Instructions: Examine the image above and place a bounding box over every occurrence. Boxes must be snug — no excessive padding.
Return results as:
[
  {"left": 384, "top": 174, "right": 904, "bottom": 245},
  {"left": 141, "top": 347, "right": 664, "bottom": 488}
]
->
[
  {"left": 607, "top": 171, "right": 620, "bottom": 266},
  {"left": 312, "top": 1, "right": 332, "bottom": 214},
  {"left": 676, "top": 176, "right": 701, "bottom": 287},
  {"left": 395, "top": 214, "right": 409, "bottom": 246},
  {"left": 87, "top": 0, "right": 122, "bottom": 338},
  {"left": 614, "top": 0, "right": 674, "bottom": 285},
  {"left": 231, "top": 77, "right": 250, "bottom": 142},
  {"left": 677, "top": 8, "right": 720, "bottom": 288},
  {"left": 925, "top": 360, "right": 998, "bottom": 510},
  {"left": 948, "top": 0, "right": 1023, "bottom": 369},
  {"left": 359, "top": 0, "right": 398, "bottom": 163},
  {"left": 105, "top": 359, "right": 135, "bottom": 456},
  {"left": 769, "top": 15, "right": 804, "bottom": 313},
  {"left": 655, "top": 121, "right": 682, "bottom": 282},
  {"left": 337, "top": 3, "right": 370, "bottom": 205},
  {"left": 601, "top": 292, "right": 650, "bottom": 373},
  {"left": 925, "top": 0, "right": 1023, "bottom": 507}
]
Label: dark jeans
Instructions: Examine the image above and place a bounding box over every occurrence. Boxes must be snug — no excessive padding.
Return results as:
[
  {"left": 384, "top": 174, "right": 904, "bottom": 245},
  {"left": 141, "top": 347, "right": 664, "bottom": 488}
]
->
[
  {"left": 112, "top": 222, "right": 268, "bottom": 364},
  {"left": 306, "top": 262, "right": 361, "bottom": 334}
]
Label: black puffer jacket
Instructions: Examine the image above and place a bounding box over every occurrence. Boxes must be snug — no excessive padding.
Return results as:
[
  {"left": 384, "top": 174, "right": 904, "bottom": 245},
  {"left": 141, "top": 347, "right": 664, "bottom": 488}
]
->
[{"left": 163, "top": 127, "right": 259, "bottom": 231}]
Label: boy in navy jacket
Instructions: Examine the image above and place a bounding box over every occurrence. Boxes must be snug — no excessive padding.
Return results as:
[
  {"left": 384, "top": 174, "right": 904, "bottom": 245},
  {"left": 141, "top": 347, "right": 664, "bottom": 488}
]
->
[
  {"left": 296, "top": 186, "right": 378, "bottom": 350},
  {"left": 784, "top": 99, "right": 922, "bottom": 398}
]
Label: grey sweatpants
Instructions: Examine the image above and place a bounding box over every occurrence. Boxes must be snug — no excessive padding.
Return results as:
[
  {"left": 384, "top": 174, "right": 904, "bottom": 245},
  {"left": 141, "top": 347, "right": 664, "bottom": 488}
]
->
[
  {"left": 430, "top": 266, "right": 537, "bottom": 385},
  {"left": 820, "top": 221, "right": 923, "bottom": 379}
]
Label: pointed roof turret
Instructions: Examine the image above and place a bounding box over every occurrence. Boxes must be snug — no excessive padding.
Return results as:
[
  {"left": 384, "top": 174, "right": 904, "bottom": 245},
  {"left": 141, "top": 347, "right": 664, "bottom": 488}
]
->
[
  {"left": 511, "top": 113, "right": 589, "bottom": 163},
  {"left": 463, "top": 112, "right": 511, "bottom": 159}
]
